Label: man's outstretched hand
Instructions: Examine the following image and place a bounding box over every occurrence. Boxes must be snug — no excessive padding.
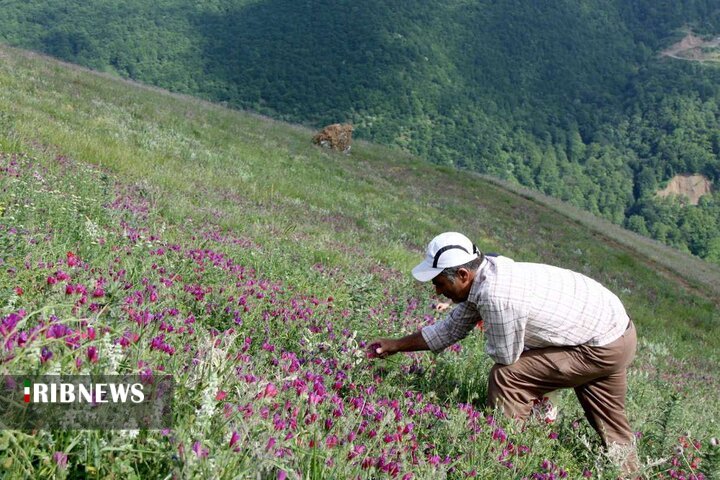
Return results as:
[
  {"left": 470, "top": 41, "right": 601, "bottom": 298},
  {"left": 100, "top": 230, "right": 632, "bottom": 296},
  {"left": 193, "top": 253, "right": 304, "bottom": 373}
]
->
[
  {"left": 366, "top": 339, "right": 397, "bottom": 359},
  {"left": 365, "top": 331, "right": 429, "bottom": 359}
]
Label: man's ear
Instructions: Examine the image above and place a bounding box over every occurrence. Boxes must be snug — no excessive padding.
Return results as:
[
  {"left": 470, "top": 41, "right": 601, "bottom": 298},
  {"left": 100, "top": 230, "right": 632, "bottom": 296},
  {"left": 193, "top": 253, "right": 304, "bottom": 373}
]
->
[{"left": 457, "top": 267, "right": 475, "bottom": 285}]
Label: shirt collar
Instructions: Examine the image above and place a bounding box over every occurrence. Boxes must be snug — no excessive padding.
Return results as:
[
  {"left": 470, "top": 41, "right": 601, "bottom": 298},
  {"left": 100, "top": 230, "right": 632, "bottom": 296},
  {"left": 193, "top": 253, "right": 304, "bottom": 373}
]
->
[{"left": 467, "top": 256, "right": 491, "bottom": 301}]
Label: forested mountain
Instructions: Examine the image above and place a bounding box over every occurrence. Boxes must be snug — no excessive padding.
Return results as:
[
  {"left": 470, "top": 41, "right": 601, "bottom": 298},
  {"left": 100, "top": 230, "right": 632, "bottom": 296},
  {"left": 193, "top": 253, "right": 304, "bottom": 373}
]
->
[{"left": 1, "top": 0, "right": 720, "bottom": 263}]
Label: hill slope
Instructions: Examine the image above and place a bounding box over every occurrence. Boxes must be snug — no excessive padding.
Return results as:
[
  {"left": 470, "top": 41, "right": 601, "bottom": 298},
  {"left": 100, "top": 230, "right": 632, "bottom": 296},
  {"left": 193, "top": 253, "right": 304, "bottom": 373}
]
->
[
  {"left": 1, "top": 0, "right": 720, "bottom": 263},
  {"left": 1, "top": 46, "right": 719, "bottom": 479}
]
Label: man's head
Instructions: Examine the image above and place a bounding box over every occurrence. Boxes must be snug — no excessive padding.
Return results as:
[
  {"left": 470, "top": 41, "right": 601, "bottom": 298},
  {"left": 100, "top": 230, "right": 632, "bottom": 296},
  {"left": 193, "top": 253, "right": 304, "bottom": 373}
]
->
[{"left": 412, "top": 232, "right": 483, "bottom": 303}]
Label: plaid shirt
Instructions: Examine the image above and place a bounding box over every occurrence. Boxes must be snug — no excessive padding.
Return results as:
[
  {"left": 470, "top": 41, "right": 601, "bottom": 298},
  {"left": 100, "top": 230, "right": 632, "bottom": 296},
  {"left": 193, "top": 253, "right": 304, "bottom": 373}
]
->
[{"left": 421, "top": 256, "right": 630, "bottom": 365}]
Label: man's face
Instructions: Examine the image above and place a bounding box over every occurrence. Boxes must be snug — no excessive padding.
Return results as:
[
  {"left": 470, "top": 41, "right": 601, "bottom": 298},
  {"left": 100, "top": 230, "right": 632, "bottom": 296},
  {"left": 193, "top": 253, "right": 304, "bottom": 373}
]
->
[{"left": 431, "top": 270, "right": 473, "bottom": 303}]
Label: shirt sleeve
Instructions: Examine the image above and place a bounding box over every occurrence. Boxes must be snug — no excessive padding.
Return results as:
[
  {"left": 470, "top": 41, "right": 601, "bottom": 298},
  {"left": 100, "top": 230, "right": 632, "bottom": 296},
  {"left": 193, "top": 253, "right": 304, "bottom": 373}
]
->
[
  {"left": 421, "top": 302, "right": 480, "bottom": 353},
  {"left": 481, "top": 301, "right": 528, "bottom": 365}
]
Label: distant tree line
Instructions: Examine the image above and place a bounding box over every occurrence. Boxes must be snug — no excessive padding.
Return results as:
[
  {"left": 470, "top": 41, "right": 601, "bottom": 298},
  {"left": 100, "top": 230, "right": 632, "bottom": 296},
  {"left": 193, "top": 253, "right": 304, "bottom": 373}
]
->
[{"left": 0, "top": 0, "right": 718, "bottom": 263}]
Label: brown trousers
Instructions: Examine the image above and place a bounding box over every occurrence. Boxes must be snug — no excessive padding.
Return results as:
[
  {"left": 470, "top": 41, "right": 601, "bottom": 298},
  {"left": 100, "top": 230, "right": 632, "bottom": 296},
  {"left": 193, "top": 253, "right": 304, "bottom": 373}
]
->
[{"left": 487, "top": 321, "right": 637, "bottom": 447}]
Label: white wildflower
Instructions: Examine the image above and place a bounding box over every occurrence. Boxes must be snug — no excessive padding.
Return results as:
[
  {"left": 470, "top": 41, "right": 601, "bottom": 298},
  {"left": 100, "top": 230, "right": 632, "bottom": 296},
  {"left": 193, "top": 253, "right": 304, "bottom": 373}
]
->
[
  {"left": 346, "top": 330, "right": 366, "bottom": 365},
  {"left": 3, "top": 292, "right": 19, "bottom": 313},
  {"left": 117, "top": 429, "right": 140, "bottom": 440},
  {"left": 84, "top": 216, "right": 103, "bottom": 243},
  {"left": 46, "top": 361, "right": 63, "bottom": 376},
  {"left": 26, "top": 345, "right": 41, "bottom": 370},
  {"left": 102, "top": 334, "right": 124, "bottom": 375},
  {"left": 195, "top": 370, "right": 219, "bottom": 433},
  {"left": 606, "top": 442, "right": 638, "bottom": 469}
]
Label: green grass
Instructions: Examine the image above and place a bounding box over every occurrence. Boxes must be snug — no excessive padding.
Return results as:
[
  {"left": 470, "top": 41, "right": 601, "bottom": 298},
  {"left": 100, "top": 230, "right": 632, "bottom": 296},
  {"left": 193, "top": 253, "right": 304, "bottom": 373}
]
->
[{"left": 1, "top": 45, "right": 719, "bottom": 479}]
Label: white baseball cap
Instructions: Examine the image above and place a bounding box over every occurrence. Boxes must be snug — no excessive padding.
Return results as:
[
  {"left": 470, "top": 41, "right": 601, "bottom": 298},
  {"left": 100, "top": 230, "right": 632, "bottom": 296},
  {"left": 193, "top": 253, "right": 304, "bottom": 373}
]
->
[{"left": 411, "top": 232, "right": 480, "bottom": 282}]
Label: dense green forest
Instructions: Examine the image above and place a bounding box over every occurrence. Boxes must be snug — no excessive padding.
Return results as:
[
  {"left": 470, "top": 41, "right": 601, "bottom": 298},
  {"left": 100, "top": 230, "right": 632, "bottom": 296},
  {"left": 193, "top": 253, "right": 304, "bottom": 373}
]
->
[{"left": 1, "top": 0, "right": 719, "bottom": 263}]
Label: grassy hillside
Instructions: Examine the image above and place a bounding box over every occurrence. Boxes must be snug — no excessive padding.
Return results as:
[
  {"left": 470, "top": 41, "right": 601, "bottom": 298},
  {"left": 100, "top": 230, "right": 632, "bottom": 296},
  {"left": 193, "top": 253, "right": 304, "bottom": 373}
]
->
[
  {"left": 1, "top": 46, "right": 719, "bottom": 479},
  {"left": 2, "top": 0, "right": 720, "bottom": 264}
]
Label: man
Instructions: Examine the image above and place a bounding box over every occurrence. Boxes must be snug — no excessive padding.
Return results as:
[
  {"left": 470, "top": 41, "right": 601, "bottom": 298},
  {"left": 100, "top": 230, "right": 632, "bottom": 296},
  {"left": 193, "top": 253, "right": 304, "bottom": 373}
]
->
[{"left": 368, "top": 232, "right": 638, "bottom": 474}]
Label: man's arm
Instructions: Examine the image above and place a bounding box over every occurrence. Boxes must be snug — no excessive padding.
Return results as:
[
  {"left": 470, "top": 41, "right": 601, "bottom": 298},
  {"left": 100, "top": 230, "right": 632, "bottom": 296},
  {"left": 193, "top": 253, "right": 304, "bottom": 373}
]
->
[
  {"left": 367, "top": 331, "right": 429, "bottom": 359},
  {"left": 368, "top": 302, "right": 480, "bottom": 358}
]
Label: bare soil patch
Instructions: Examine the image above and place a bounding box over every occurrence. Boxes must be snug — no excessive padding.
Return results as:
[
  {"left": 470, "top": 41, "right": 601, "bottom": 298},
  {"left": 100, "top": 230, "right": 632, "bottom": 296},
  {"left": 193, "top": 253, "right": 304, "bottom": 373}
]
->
[
  {"left": 661, "top": 32, "right": 720, "bottom": 62},
  {"left": 656, "top": 174, "right": 713, "bottom": 205}
]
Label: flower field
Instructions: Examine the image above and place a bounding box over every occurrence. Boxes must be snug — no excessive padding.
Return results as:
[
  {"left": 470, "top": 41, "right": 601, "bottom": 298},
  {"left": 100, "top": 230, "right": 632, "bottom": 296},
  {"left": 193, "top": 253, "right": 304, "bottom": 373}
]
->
[{"left": 1, "top": 46, "right": 719, "bottom": 479}]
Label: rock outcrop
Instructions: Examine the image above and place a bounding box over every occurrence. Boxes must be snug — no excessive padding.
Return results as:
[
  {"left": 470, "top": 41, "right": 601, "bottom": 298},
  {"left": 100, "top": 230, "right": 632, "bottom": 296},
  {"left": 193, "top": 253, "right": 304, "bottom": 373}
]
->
[{"left": 312, "top": 124, "right": 353, "bottom": 153}]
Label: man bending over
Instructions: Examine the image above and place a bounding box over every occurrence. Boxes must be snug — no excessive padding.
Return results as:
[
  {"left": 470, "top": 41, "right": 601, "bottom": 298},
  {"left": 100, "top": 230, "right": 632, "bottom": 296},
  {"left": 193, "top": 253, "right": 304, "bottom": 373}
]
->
[{"left": 368, "top": 232, "right": 638, "bottom": 475}]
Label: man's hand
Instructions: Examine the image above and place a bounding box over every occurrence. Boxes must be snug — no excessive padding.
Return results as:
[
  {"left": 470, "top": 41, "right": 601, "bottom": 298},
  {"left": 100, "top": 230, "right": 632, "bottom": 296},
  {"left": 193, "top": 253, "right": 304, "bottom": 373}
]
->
[
  {"left": 366, "top": 339, "right": 397, "bottom": 359},
  {"left": 365, "top": 332, "right": 429, "bottom": 358},
  {"left": 434, "top": 301, "right": 452, "bottom": 312}
]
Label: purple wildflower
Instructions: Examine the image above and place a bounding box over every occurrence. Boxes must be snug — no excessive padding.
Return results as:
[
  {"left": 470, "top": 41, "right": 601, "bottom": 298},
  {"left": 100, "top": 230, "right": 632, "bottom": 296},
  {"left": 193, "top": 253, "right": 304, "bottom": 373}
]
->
[
  {"left": 53, "top": 451, "right": 68, "bottom": 469},
  {"left": 492, "top": 427, "right": 507, "bottom": 443},
  {"left": 87, "top": 346, "right": 98, "bottom": 363},
  {"left": 40, "top": 347, "right": 53, "bottom": 363},
  {"left": 192, "top": 440, "right": 208, "bottom": 459}
]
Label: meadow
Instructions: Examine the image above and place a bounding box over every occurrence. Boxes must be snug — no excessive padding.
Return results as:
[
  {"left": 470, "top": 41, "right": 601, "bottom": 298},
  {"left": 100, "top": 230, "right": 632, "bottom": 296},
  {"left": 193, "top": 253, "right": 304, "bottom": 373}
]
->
[{"left": 1, "top": 45, "right": 719, "bottom": 479}]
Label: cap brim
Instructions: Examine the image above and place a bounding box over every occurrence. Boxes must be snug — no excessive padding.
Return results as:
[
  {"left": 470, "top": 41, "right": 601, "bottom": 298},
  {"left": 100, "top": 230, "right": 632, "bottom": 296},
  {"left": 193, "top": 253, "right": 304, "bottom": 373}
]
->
[{"left": 411, "top": 260, "right": 443, "bottom": 282}]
